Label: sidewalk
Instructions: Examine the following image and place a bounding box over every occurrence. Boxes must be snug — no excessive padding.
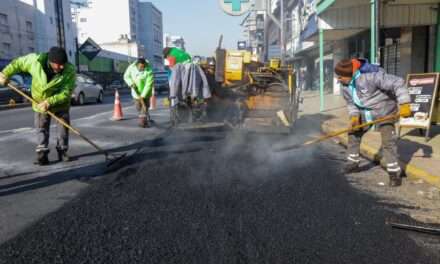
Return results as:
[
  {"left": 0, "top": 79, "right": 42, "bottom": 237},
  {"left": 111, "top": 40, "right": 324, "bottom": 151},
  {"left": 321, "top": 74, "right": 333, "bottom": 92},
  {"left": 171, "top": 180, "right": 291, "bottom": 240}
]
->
[{"left": 300, "top": 91, "right": 440, "bottom": 188}]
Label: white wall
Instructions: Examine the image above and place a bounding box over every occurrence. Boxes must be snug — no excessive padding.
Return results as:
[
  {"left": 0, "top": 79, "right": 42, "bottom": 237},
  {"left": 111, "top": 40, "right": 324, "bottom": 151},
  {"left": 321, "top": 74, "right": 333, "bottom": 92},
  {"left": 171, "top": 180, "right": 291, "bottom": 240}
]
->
[
  {"left": 76, "top": 0, "right": 163, "bottom": 69},
  {"left": 77, "top": 0, "right": 131, "bottom": 44},
  {"left": 0, "top": 0, "right": 75, "bottom": 63},
  {"left": 100, "top": 42, "right": 139, "bottom": 61}
]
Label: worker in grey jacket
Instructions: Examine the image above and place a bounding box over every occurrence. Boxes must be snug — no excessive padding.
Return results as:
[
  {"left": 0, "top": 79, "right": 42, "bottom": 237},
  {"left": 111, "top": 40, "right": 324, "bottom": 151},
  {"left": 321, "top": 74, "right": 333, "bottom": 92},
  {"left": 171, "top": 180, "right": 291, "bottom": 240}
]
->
[{"left": 334, "top": 59, "right": 412, "bottom": 187}]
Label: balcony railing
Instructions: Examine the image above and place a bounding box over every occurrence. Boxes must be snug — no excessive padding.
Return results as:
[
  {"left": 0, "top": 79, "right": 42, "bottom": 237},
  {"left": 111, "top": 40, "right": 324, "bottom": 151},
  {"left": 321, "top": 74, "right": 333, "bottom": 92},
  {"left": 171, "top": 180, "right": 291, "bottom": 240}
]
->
[{"left": 0, "top": 24, "right": 10, "bottom": 33}]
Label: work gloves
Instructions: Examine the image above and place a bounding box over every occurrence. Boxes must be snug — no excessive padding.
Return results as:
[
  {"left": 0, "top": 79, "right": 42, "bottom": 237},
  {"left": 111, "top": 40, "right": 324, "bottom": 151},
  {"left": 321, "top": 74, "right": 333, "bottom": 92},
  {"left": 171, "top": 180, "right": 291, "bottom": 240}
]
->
[
  {"left": 0, "top": 72, "right": 9, "bottom": 87},
  {"left": 37, "top": 100, "right": 50, "bottom": 112},
  {"left": 399, "top": 103, "right": 412, "bottom": 118}
]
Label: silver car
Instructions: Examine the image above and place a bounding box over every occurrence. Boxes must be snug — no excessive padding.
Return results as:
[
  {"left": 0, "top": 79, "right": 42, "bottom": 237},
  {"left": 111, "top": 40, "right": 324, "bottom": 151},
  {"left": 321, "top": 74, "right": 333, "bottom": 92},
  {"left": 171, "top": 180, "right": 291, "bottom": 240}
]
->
[{"left": 72, "top": 74, "right": 104, "bottom": 105}]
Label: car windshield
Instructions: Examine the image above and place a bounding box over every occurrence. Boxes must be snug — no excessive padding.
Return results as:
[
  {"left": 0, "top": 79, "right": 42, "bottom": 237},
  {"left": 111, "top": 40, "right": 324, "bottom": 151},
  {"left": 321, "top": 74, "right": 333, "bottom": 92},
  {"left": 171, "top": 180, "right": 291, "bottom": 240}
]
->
[{"left": 77, "top": 76, "right": 86, "bottom": 83}]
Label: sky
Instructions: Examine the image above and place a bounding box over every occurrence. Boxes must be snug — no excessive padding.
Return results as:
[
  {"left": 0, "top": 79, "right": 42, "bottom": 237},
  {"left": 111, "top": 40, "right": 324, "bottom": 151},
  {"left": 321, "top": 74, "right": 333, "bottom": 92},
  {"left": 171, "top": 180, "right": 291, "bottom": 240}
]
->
[{"left": 145, "top": 0, "right": 244, "bottom": 56}]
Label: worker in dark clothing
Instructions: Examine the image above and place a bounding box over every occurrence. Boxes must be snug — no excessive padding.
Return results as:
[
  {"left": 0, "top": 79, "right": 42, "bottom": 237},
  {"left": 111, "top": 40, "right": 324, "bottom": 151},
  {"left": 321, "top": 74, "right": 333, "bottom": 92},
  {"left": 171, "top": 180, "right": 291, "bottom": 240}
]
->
[
  {"left": 334, "top": 59, "right": 412, "bottom": 187},
  {"left": 0, "top": 47, "right": 76, "bottom": 165}
]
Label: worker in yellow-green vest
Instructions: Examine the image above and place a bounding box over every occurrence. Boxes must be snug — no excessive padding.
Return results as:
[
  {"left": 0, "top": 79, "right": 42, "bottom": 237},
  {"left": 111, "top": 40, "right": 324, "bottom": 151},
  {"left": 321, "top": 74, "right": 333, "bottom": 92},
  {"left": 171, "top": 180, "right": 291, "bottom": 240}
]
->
[
  {"left": 124, "top": 58, "right": 154, "bottom": 128},
  {"left": 0, "top": 47, "right": 76, "bottom": 165}
]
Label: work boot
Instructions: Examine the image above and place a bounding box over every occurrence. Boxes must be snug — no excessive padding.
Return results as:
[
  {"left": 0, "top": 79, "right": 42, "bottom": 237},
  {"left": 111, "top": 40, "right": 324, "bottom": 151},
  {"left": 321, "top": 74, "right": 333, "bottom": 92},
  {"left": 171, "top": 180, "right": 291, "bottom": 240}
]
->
[
  {"left": 144, "top": 120, "right": 151, "bottom": 128},
  {"left": 388, "top": 171, "right": 402, "bottom": 187},
  {"left": 146, "top": 114, "right": 153, "bottom": 126},
  {"left": 35, "top": 151, "right": 49, "bottom": 166},
  {"left": 57, "top": 148, "right": 71, "bottom": 162},
  {"left": 343, "top": 161, "right": 360, "bottom": 174},
  {"left": 138, "top": 117, "right": 147, "bottom": 128}
]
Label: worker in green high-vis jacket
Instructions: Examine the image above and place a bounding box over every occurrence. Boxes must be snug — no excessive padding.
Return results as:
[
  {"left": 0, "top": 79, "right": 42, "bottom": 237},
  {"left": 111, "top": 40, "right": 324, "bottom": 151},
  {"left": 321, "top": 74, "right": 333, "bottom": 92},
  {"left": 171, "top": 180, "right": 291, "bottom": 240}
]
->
[
  {"left": 0, "top": 47, "right": 76, "bottom": 165},
  {"left": 124, "top": 58, "right": 154, "bottom": 128},
  {"left": 163, "top": 47, "right": 192, "bottom": 113},
  {"left": 163, "top": 47, "right": 192, "bottom": 66}
]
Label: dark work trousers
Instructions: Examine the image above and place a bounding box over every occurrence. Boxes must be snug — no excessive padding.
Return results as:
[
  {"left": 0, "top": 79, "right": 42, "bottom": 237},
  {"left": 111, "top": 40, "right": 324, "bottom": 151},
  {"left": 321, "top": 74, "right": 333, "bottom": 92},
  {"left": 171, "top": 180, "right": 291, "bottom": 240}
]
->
[
  {"left": 134, "top": 97, "right": 150, "bottom": 120},
  {"left": 34, "top": 110, "right": 70, "bottom": 153},
  {"left": 347, "top": 122, "right": 401, "bottom": 174}
]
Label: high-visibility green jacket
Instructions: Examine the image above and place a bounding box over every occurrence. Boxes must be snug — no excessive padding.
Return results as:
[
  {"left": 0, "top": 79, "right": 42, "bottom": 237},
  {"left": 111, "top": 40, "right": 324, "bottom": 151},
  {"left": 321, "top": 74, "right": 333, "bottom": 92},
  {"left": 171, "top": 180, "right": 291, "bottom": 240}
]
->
[
  {"left": 168, "top": 48, "right": 191, "bottom": 64},
  {"left": 1, "top": 53, "right": 76, "bottom": 113},
  {"left": 123, "top": 62, "right": 154, "bottom": 99}
]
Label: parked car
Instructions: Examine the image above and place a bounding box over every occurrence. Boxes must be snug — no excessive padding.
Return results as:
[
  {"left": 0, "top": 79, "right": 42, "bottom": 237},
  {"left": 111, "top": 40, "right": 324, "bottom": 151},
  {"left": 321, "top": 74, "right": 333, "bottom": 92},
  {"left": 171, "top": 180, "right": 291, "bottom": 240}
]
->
[
  {"left": 153, "top": 71, "right": 169, "bottom": 94},
  {"left": 106, "top": 79, "right": 128, "bottom": 91},
  {"left": 0, "top": 74, "right": 30, "bottom": 105},
  {"left": 71, "top": 74, "right": 104, "bottom": 105}
]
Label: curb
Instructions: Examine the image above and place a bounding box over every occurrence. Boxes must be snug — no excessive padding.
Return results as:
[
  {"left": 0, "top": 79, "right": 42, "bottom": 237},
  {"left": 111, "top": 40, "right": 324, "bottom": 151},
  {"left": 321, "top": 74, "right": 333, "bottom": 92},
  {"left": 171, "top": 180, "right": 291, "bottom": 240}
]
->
[{"left": 321, "top": 122, "right": 440, "bottom": 188}]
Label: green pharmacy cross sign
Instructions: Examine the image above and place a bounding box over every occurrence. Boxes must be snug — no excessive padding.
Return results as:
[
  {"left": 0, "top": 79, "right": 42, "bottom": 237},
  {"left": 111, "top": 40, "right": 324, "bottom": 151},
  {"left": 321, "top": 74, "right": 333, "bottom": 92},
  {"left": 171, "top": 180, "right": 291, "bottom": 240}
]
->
[
  {"left": 224, "top": 0, "right": 249, "bottom": 12},
  {"left": 220, "top": 0, "right": 251, "bottom": 16}
]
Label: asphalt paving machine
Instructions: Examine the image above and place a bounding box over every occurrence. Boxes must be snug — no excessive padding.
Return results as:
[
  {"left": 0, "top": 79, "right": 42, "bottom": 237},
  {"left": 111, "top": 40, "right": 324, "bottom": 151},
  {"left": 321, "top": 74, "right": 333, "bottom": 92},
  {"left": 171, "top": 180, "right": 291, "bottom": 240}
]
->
[{"left": 212, "top": 37, "right": 301, "bottom": 134}]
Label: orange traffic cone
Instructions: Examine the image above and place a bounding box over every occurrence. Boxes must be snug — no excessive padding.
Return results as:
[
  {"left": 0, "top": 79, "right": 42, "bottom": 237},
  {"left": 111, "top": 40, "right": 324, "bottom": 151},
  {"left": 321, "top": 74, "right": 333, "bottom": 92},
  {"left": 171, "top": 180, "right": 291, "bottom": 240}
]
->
[
  {"left": 112, "top": 89, "right": 123, "bottom": 121},
  {"left": 149, "top": 89, "right": 157, "bottom": 110}
]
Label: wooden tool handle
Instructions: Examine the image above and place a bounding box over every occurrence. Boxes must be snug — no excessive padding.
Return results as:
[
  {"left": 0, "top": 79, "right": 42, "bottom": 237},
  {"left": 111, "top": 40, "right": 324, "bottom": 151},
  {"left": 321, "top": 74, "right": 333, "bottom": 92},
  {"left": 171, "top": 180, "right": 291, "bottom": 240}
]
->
[
  {"left": 274, "top": 113, "right": 399, "bottom": 152},
  {"left": 7, "top": 82, "right": 108, "bottom": 155}
]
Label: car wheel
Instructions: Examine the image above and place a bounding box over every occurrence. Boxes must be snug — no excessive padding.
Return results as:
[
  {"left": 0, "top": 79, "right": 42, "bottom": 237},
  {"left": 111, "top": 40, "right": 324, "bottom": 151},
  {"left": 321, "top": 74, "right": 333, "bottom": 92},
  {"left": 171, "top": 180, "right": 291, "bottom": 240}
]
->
[
  {"left": 97, "top": 91, "right": 104, "bottom": 103},
  {"left": 78, "top": 92, "right": 85, "bottom": 105}
]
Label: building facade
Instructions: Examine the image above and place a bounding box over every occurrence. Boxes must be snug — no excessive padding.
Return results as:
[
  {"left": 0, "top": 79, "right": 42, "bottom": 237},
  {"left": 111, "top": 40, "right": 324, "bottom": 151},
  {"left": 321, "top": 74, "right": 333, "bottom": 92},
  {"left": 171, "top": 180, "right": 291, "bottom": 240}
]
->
[
  {"left": 316, "top": 0, "right": 440, "bottom": 96},
  {"left": 76, "top": 0, "right": 163, "bottom": 69},
  {"left": 164, "top": 35, "right": 186, "bottom": 51},
  {"left": 137, "top": 2, "right": 163, "bottom": 69},
  {"left": 0, "top": 0, "right": 76, "bottom": 66},
  {"left": 274, "top": 0, "right": 440, "bottom": 99},
  {"left": 240, "top": 10, "right": 265, "bottom": 61}
]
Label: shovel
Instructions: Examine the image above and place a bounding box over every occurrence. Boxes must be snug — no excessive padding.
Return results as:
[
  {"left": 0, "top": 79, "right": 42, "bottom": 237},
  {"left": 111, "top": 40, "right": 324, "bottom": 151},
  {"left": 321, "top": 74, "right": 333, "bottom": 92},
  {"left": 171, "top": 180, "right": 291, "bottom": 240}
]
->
[
  {"left": 7, "top": 82, "right": 127, "bottom": 169},
  {"left": 388, "top": 221, "right": 440, "bottom": 236},
  {"left": 273, "top": 114, "right": 399, "bottom": 152},
  {"left": 131, "top": 86, "right": 148, "bottom": 113}
]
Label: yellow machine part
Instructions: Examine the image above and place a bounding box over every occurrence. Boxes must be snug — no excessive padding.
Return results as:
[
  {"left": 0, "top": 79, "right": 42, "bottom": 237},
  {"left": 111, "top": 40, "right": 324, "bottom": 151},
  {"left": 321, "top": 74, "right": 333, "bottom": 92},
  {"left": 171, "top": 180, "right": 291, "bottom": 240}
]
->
[
  {"left": 225, "top": 50, "right": 252, "bottom": 82},
  {"left": 245, "top": 95, "right": 283, "bottom": 111},
  {"left": 269, "top": 58, "right": 281, "bottom": 70}
]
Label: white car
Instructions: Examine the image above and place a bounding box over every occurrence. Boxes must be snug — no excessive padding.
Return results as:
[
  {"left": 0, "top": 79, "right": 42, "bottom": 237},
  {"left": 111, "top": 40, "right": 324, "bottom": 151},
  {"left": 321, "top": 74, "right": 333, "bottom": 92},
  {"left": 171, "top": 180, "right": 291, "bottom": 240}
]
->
[{"left": 72, "top": 74, "right": 104, "bottom": 105}]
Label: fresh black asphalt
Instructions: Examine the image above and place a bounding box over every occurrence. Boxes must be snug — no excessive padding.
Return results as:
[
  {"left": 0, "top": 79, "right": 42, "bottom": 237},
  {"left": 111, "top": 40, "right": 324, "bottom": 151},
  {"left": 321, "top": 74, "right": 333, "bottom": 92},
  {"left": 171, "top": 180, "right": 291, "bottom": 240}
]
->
[{"left": 0, "top": 119, "right": 439, "bottom": 263}]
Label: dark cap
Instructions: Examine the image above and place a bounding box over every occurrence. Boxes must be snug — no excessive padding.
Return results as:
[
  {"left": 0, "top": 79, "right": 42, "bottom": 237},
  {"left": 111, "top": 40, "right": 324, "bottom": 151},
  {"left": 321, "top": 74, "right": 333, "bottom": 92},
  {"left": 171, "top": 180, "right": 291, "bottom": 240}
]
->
[
  {"left": 136, "top": 58, "right": 147, "bottom": 65},
  {"left": 48, "top": 46, "right": 68, "bottom": 65},
  {"left": 334, "top": 59, "right": 353, "bottom": 78}
]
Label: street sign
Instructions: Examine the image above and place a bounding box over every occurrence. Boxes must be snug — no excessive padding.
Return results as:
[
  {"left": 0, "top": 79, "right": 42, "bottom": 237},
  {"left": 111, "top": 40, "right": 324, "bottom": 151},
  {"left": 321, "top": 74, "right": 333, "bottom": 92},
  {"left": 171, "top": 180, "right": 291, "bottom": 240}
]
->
[
  {"left": 237, "top": 41, "right": 247, "bottom": 50},
  {"left": 79, "top": 38, "right": 101, "bottom": 60},
  {"left": 219, "top": 0, "right": 252, "bottom": 16},
  {"left": 398, "top": 72, "right": 439, "bottom": 141}
]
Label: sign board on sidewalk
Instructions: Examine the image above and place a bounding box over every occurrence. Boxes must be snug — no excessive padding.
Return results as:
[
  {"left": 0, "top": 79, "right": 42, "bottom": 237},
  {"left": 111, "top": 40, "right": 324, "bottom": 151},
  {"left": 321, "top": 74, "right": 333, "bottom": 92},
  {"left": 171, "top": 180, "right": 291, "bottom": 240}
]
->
[
  {"left": 398, "top": 73, "right": 439, "bottom": 141},
  {"left": 219, "top": 0, "right": 252, "bottom": 16},
  {"left": 79, "top": 38, "right": 101, "bottom": 61}
]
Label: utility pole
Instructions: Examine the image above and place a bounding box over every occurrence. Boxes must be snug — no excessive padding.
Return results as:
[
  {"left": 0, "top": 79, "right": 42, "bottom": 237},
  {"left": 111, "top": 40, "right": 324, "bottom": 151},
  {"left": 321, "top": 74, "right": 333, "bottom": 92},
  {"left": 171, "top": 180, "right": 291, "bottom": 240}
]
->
[
  {"left": 280, "top": 0, "right": 285, "bottom": 65},
  {"left": 70, "top": 1, "right": 89, "bottom": 73},
  {"left": 376, "top": 0, "right": 380, "bottom": 64},
  {"left": 370, "top": 0, "right": 378, "bottom": 64},
  {"left": 265, "top": 0, "right": 284, "bottom": 64}
]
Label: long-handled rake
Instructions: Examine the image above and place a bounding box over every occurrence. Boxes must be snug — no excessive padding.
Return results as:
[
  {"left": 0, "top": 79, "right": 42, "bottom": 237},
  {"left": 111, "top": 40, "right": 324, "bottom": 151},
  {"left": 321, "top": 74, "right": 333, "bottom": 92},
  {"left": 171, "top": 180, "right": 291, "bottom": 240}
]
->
[
  {"left": 7, "top": 82, "right": 127, "bottom": 169},
  {"left": 273, "top": 114, "right": 399, "bottom": 152}
]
